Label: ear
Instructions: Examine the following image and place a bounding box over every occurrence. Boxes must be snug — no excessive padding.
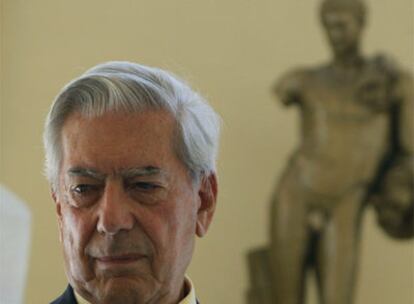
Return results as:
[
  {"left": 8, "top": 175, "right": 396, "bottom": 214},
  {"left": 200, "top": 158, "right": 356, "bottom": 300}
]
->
[
  {"left": 196, "top": 172, "right": 218, "bottom": 237},
  {"left": 51, "top": 188, "right": 62, "bottom": 215},
  {"left": 51, "top": 188, "right": 64, "bottom": 242}
]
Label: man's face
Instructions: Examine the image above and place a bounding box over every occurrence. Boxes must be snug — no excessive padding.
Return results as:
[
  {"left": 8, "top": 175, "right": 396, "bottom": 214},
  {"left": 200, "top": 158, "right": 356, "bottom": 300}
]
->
[
  {"left": 54, "top": 110, "right": 217, "bottom": 304},
  {"left": 322, "top": 9, "right": 363, "bottom": 56}
]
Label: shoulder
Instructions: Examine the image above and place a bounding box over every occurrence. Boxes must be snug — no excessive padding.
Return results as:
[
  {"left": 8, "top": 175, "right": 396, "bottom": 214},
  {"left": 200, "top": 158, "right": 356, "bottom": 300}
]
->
[
  {"left": 274, "top": 67, "right": 312, "bottom": 106},
  {"left": 50, "top": 285, "right": 77, "bottom": 304},
  {"left": 365, "top": 53, "right": 412, "bottom": 85},
  {"left": 277, "top": 67, "right": 310, "bottom": 89},
  {"left": 357, "top": 54, "right": 412, "bottom": 110},
  {"left": 274, "top": 64, "right": 328, "bottom": 106}
]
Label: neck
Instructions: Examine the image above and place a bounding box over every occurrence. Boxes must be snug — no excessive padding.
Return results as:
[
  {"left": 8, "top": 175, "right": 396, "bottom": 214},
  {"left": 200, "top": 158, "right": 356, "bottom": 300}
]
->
[
  {"left": 72, "top": 277, "right": 188, "bottom": 304},
  {"left": 332, "top": 48, "right": 363, "bottom": 70},
  {"left": 149, "top": 277, "right": 188, "bottom": 304}
]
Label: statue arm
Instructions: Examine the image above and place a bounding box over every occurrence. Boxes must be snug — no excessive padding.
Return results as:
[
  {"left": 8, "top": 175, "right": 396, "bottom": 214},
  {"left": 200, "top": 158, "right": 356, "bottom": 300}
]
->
[
  {"left": 396, "top": 71, "right": 414, "bottom": 160},
  {"left": 273, "top": 69, "right": 305, "bottom": 106},
  {"left": 374, "top": 71, "right": 414, "bottom": 239},
  {"left": 374, "top": 54, "right": 413, "bottom": 155}
]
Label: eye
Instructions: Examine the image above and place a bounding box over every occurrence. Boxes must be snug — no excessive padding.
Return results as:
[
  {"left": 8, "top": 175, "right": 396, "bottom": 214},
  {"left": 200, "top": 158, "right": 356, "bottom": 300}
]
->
[
  {"left": 129, "top": 182, "right": 160, "bottom": 191},
  {"left": 71, "top": 184, "right": 98, "bottom": 194},
  {"left": 67, "top": 184, "right": 102, "bottom": 208},
  {"left": 126, "top": 181, "right": 165, "bottom": 206}
]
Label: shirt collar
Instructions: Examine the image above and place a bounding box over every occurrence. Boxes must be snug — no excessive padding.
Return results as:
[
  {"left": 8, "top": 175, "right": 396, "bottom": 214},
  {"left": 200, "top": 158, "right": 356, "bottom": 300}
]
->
[
  {"left": 180, "top": 276, "right": 197, "bottom": 304},
  {"left": 74, "top": 276, "right": 197, "bottom": 304}
]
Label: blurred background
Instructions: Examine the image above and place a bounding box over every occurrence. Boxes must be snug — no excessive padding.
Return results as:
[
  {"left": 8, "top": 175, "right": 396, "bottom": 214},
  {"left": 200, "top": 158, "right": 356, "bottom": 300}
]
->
[{"left": 1, "top": 0, "right": 413, "bottom": 303}]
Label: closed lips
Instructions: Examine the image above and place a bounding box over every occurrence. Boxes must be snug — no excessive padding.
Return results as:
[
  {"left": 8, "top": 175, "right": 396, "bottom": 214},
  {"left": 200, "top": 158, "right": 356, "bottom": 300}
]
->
[{"left": 96, "top": 254, "right": 145, "bottom": 263}]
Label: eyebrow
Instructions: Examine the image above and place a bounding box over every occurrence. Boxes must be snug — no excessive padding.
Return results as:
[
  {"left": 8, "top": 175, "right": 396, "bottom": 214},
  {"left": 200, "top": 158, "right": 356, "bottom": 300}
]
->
[
  {"left": 67, "top": 167, "right": 106, "bottom": 180},
  {"left": 120, "top": 166, "right": 164, "bottom": 179},
  {"left": 67, "top": 166, "right": 165, "bottom": 180}
]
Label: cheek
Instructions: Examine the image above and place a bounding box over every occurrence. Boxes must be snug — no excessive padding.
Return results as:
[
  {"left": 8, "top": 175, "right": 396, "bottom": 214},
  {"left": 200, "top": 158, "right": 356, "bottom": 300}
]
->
[
  {"left": 348, "top": 25, "right": 361, "bottom": 39},
  {"left": 148, "top": 197, "right": 197, "bottom": 259},
  {"left": 166, "top": 199, "right": 197, "bottom": 260},
  {"left": 61, "top": 206, "right": 96, "bottom": 260},
  {"left": 60, "top": 207, "right": 98, "bottom": 282}
]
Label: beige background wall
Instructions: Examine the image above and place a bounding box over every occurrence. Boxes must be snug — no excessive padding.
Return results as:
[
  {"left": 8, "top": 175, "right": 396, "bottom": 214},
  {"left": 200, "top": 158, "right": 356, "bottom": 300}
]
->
[{"left": 1, "top": 0, "right": 413, "bottom": 303}]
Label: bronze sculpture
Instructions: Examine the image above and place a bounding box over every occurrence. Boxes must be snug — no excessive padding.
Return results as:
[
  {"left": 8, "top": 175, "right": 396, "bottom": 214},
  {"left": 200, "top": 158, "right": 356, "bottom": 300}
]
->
[{"left": 247, "top": 1, "right": 413, "bottom": 303}]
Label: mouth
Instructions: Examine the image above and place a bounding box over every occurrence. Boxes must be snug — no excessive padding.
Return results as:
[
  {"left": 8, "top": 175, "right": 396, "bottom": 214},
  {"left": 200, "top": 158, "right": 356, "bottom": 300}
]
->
[{"left": 95, "top": 254, "right": 146, "bottom": 265}]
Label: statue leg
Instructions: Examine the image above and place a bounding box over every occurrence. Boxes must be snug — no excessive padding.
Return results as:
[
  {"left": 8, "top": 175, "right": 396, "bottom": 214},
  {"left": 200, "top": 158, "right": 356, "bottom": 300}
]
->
[
  {"left": 315, "top": 188, "right": 365, "bottom": 304},
  {"left": 270, "top": 167, "right": 309, "bottom": 304}
]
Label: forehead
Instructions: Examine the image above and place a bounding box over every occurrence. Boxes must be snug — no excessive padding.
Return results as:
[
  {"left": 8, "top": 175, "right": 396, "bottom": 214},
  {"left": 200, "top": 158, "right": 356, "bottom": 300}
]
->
[
  {"left": 322, "top": 9, "right": 360, "bottom": 25},
  {"left": 60, "top": 110, "right": 178, "bottom": 172}
]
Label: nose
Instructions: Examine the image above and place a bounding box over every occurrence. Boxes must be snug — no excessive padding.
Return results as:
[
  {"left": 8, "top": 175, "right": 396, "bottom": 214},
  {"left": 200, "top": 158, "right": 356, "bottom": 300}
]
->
[
  {"left": 328, "top": 27, "right": 343, "bottom": 41},
  {"left": 97, "top": 181, "right": 135, "bottom": 235}
]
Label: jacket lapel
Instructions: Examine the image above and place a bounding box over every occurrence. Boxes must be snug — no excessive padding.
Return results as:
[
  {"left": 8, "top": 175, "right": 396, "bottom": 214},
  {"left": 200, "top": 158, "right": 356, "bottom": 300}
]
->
[{"left": 50, "top": 285, "right": 77, "bottom": 304}]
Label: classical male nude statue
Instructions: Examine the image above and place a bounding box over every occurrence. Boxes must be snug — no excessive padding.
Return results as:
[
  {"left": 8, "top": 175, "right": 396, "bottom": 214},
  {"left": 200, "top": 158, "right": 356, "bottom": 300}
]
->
[{"left": 247, "top": 1, "right": 413, "bottom": 304}]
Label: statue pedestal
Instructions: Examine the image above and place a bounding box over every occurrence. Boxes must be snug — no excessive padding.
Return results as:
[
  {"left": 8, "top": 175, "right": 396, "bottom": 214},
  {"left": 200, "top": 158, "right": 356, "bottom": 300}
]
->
[{"left": 246, "top": 246, "right": 274, "bottom": 304}]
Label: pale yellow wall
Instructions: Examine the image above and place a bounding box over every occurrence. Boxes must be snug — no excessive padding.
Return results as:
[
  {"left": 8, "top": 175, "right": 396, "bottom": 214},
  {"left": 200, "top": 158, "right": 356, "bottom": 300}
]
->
[{"left": 1, "top": 0, "right": 413, "bottom": 303}]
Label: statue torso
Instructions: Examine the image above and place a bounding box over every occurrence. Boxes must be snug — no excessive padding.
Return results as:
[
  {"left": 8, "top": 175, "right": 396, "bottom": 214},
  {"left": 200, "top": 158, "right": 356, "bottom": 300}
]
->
[{"left": 283, "top": 59, "right": 394, "bottom": 198}]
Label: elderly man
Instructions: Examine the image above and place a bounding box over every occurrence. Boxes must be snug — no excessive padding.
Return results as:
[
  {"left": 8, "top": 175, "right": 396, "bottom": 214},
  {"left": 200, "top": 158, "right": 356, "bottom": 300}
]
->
[{"left": 43, "top": 61, "right": 220, "bottom": 304}]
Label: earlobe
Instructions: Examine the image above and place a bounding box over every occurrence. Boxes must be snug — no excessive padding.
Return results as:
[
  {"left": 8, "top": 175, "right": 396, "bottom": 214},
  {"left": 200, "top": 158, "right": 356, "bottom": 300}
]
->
[{"left": 196, "top": 172, "right": 218, "bottom": 237}]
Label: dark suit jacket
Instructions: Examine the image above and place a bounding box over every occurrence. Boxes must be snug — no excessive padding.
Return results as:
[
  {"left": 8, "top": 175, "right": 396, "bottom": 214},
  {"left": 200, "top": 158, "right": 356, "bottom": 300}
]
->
[
  {"left": 50, "top": 285, "right": 200, "bottom": 304},
  {"left": 50, "top": 285, "right": 77, "bottom": 304}
]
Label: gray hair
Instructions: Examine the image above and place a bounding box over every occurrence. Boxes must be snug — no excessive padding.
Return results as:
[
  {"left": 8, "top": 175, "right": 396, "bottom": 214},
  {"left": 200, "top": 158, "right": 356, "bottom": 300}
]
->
[{"left": 43, "top": 61, "right": 220, "bottom": 189}]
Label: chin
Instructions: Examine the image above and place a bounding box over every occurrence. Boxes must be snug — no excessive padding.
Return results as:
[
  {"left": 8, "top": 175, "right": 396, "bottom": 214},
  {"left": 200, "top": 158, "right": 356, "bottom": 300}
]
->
[
  {"left": 74, "top": 276, "right": 157, "bottom": 304},
  {"left": 332, "top": 46, "right": 346, "bottom": 55},
  {"left": 98, "top": 279, "right": 150, "bottom": 304}
]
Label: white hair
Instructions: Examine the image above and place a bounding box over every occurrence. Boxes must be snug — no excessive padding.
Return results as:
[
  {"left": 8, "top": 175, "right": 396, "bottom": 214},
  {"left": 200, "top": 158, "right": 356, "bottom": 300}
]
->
[{"left": 43, "top": 61, "right": 220, "bottom": 189}]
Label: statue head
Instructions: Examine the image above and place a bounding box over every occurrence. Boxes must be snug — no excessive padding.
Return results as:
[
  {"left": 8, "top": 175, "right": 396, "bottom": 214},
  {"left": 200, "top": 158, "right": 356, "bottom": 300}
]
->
[{"left": 319, "top": 0, "right": 367, "bottom": 57}]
